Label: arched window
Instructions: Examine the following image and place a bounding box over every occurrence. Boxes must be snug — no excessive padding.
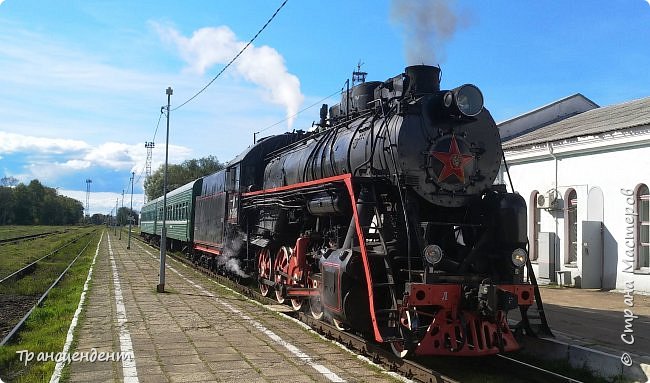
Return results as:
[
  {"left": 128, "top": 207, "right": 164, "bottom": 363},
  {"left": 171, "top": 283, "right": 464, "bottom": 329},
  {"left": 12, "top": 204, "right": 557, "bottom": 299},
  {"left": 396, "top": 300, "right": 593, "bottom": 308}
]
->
[
  {"left": 637, "top": 184, "right": 649, "bottom": 270},
  {"left": 529, "top": 190, "right": 541, "bottom": 261},
  {"left": 564, "top": 188, "right": 578, "bottom": 265}
]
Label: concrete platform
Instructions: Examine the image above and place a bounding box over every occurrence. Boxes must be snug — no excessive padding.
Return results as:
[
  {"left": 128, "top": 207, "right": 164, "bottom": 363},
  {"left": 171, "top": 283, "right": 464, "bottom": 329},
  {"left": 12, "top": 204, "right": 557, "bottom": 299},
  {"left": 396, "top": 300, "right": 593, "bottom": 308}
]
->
[
  {"left": 517, "top": 286, "right": 650, "bottom": 382},
  {"left": 66, "top": 232, "right": 405, "bottom": 383}
]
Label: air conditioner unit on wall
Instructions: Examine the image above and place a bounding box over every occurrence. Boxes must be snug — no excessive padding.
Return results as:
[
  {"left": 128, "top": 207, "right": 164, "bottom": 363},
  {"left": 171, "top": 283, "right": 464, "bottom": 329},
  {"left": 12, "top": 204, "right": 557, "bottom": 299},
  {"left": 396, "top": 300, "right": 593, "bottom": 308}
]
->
[{"left": 536, "top": 190, "right": 558, "bottom": 209}]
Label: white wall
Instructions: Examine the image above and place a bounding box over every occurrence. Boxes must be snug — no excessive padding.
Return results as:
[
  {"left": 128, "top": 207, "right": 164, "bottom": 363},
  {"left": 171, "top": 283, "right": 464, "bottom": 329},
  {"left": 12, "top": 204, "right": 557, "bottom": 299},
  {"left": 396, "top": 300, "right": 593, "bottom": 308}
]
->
[{"left": 504, "top": 141, "right": 650, "bottom": 292}]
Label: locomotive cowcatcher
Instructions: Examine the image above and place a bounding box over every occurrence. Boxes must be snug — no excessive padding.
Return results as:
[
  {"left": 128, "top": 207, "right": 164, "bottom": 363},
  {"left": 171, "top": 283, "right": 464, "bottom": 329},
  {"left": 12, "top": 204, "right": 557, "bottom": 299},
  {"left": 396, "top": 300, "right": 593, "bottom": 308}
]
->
[{"left": 141, "top": 64, "right": 547, "bottom": 358}]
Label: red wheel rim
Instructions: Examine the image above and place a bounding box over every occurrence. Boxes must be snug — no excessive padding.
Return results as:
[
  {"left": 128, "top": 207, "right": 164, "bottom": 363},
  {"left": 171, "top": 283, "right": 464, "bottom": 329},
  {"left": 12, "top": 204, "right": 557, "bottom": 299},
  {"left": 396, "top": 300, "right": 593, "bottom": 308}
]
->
[
  {"left": 274, "top": 247, "right": 290, "bottom": 304},
  {"left": 257, "top": 249, "right": 271, "bottom": 297},
  {"left": 290, "top": 267, "right": 304, "bottom": 311}
]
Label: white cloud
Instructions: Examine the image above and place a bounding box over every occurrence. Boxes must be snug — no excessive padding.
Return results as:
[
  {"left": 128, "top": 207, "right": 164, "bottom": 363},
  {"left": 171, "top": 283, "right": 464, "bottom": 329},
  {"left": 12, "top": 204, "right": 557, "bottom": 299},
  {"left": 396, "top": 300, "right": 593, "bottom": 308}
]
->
[
  {"left": 154, "top": 23, "right": 304, "bottom": 129},
  {"left": 0, "top": 131, "right": 90, "bottom": 154},
  {"left": 1, "top": 130, "right": 193, "bottom": 187}
]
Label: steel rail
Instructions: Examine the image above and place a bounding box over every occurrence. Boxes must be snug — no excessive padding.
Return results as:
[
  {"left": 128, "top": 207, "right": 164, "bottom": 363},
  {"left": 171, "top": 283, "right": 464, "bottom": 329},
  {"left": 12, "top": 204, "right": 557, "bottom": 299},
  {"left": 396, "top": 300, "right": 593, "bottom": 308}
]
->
[
  {"left": 496, "top": 354, "right": 585, "bottom": 383},
  {"left": 136, "top": 237, "right": 590, "bottom": 383},
  {"left": 0, "top": 234, "right": 95, "bottom": 346},
  {"left": 136, "top": 237, "right": 456, "bottom": 383},
  {"left": 0, "top": 231, "right": 93, "bottom": 284},
  {"left": 0, "top": 231, "right": 59, "bottom": 245}
]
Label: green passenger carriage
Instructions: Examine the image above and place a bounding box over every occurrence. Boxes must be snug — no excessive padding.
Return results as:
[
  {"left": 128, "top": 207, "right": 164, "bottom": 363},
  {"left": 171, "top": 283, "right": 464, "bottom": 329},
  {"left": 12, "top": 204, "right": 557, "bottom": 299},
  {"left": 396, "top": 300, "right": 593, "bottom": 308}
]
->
[{"left": 140, "top": 178, "right": 203, "bottom": 249}]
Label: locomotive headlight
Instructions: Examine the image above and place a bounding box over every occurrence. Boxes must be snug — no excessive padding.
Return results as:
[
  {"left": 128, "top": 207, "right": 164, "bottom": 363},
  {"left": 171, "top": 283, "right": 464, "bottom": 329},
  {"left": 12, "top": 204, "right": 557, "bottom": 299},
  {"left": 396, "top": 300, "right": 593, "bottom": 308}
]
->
[
  {"left": 423, "top": 245, "right": 443, "bottom": 265},
  {"left": 511, "top": 248, "right": 528, "bottom": 267},
  {"left": 447, "top": 84, "right": 484, "bottom": 117}
]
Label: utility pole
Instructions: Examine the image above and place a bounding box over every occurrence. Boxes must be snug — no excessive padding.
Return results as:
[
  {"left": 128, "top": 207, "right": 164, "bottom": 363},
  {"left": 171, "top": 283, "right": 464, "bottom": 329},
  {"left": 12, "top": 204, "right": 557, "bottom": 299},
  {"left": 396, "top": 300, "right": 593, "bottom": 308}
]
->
[
  {"left": 120, "top": 190, "right": 124, "bottom": 240},
  {"left": 114, "top": 199, "right": 118, "bottom": 235},
  {"left": 157, "top": 86, "right": 172, "bottom": 293},
  {"left": 127, "top": 172, "right": 134, "bottom": 250},
  {"left": 85, "top": 179, "right": 92, "bottom": 220},
  {"left": 144, "top": 141, "right": 155, "bottom": 204}
]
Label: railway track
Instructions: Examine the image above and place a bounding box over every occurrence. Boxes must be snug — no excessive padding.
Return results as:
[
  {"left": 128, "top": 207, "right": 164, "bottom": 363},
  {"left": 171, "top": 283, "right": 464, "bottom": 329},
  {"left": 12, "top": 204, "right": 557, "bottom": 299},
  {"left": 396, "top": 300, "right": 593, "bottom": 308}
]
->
[
  {"left": 0, "top": 231, "right": 97, "bottom": 346},
  {"left": 0, "top": 231, "right": 62, "bottom": 246},
  {"left": 0, "top": 231, "right": 94, "bottom": 283},
  {"left": 137, "top": 238, "right": 586, "bottom": 383}
]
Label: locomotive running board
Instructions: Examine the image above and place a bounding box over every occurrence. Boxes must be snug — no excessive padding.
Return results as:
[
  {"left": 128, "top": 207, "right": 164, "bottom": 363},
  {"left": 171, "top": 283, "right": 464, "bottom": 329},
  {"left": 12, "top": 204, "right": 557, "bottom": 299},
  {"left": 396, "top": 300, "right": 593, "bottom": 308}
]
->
[{"left": 243, "top": 173, "right": 385, "bottom": 343}]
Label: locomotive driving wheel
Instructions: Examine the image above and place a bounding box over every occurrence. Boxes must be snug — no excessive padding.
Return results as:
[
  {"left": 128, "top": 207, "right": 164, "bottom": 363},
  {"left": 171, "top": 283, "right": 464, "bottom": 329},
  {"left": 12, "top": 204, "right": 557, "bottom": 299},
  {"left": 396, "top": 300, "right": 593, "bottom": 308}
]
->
[
  {"left": 257, "top": 248, "right": 272, "bottom": 297},
  {"left": 389, "top": 310, "right": 415, "bottom": 358},
  {"left": 308, "top": 274, "right": 323, "bottom": 320},
  {"left": 332, "top": 318, "right": 349, "bottom": 331},
  {"left": 273, "top": 246, "right": 291, "bottom": 304},
  {"left": 290, "top": 269, "right": 304, "bottom": 311}
]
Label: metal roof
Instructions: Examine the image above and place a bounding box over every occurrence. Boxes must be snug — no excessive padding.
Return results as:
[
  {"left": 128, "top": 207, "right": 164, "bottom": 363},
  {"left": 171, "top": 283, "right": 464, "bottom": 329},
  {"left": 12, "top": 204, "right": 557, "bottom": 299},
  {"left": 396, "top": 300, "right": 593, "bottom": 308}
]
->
[
  {"left": 146, "top": 178, "right": 200, "bottom": 206},
  {"left": 502, "top": 96, "right": 650, "bottom": 149},
  {"left": 498, "top": 93, "right": 598, "bottom": 141}
]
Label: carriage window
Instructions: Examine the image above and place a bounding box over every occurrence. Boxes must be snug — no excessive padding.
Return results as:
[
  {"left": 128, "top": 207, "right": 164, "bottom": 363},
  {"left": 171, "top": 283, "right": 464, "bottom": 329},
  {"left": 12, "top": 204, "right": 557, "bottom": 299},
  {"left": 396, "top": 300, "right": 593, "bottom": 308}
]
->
[
  {"left": 227, "top": 164, "right": 240, "bottom": 192},
  {"left": 565, "top": 189, "right": 578, "bottom": 265}
]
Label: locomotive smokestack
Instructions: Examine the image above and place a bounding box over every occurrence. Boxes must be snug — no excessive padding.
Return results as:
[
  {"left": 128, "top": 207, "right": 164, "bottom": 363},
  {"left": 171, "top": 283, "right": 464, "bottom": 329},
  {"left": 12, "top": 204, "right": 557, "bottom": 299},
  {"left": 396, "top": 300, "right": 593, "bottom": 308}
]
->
[{"left": 405, "top": 65, "right": 441, "bottom": 94}]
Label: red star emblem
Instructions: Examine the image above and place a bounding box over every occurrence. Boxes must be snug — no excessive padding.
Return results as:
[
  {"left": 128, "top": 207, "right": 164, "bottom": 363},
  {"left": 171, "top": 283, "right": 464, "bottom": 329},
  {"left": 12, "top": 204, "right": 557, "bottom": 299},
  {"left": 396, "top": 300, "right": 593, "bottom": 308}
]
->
[{"left": 431, "top": 136, "right": 474, "bottom": 183}]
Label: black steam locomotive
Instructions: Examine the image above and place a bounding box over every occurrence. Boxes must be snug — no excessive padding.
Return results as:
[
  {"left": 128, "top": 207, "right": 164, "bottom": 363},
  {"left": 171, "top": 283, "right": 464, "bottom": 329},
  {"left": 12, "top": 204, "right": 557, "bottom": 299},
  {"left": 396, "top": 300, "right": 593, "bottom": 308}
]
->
[{"left": 142, "top": 65, "right": 542, "bottom": 357}]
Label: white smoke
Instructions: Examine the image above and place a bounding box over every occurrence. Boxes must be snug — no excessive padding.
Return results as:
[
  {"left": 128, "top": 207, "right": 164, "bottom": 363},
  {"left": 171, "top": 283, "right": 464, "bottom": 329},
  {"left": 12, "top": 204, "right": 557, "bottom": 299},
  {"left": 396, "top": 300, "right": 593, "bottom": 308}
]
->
[
  {"left": 215, "top": 236, "right": 249, "bottom": 278},
  {"left": 155, "top": 23, "right": 304, "bottom": 129},
  {"left": 390, "top": 0, "right": 470, "bottom": 65}
]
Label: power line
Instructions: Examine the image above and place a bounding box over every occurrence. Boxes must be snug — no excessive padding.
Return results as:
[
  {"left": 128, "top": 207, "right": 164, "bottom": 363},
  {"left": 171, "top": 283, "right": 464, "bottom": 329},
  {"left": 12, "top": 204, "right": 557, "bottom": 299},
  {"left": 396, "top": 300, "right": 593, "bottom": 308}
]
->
[
  {"left": 127, "top": 109, "right": 164, "bottom": 197},
  {"left": 256, "top": 87, "right": 343, "bottom": 135},
  {"left": 152, "top": 108, "right": 164, "bottom": 144},
  {"left": 171, "top": 0, "right": 288, "bottom": 112},
  {"left": 135, "top": 1, "right": 288, "bottom": 200}
]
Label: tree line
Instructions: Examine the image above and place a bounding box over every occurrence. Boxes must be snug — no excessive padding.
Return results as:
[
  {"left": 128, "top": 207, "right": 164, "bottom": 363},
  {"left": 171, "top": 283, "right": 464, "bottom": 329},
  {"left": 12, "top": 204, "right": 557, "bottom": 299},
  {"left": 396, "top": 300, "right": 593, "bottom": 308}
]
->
[
  {"left": 144, "top": 155, "right": 225, "bottom": 201},
  {"left": 87, "top": 207, "right": 138, "bottom": 226},
  {"left": 0, "top": 178, "right": 84, "bottom": 225}
]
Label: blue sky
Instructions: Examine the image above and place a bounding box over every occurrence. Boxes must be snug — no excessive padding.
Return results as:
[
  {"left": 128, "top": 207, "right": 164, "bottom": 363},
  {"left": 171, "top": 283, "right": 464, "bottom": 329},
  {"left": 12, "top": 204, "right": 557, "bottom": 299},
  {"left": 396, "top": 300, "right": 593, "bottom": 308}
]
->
[{"left": 1, "top": 0, "right": 649, "bottom": 215}]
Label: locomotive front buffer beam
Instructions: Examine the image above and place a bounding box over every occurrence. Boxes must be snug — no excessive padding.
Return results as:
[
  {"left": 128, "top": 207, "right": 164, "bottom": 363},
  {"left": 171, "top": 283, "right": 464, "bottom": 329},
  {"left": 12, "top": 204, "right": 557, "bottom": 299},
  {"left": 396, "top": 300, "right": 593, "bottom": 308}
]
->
[{"left": 401, "top": 282, "right": 535, "bottom": 356}]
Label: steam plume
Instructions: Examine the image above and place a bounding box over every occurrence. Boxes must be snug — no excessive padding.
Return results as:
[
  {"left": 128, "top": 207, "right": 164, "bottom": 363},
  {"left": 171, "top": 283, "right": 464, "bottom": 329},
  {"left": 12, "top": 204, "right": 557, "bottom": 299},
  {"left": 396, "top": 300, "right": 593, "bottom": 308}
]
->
[
  {"left": 155, "top": 24, "right": 304, "bottom": 129},
  {"left": 390, "top": 0, "right": 469, "bottom": 65},
  {"left": 216, "top": 236, "right": 249, "bottom": 278}
]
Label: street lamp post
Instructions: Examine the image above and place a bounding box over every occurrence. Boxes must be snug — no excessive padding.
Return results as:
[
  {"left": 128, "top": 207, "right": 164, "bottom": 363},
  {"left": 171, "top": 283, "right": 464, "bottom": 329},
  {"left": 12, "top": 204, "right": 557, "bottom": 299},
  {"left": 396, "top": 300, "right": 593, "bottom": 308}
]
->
[
  {"left": 114, "top": 199, "right": 118, "bottom": 235},
  {"left": 120, "top": 190, "right": 124, "bottom": 240},
  {"left": 127, "top": 172, "right": 134, "bottom": 249},
  {"left": 157, "top": 86, "right": 172, "bottom": 293}
]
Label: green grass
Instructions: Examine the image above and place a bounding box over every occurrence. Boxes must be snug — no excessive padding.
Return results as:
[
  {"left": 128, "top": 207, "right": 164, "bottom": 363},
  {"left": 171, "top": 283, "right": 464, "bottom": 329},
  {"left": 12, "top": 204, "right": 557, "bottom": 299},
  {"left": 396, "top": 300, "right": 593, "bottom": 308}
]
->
[
  {"left": 0, "top": 226, "right": 70, "bottom": 242},
  {"left": 0, "top": 230, "right": 102, "bottom": 383},
  {"left": 0, "top": 227, "right": 93, "bottom": 278}
]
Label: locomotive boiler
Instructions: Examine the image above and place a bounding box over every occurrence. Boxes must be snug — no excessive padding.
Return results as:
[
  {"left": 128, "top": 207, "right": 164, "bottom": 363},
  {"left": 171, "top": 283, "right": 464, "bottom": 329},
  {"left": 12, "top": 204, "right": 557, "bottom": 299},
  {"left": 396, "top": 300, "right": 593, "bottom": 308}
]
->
[{"left": 141, "top": 64, "right": 545, "bottom": 358}]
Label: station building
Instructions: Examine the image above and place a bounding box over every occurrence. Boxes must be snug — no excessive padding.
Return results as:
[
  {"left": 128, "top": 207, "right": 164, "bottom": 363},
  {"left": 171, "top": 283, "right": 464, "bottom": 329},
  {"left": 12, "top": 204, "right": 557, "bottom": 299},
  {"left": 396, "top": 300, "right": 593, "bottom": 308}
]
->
[{"left": 498, "top": 94, "right": 650, "bottom": 293}]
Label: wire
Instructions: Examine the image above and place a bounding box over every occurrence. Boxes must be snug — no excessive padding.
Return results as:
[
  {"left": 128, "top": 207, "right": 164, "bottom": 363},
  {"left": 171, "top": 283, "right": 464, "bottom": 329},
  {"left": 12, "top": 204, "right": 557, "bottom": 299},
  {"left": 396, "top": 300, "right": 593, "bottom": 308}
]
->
[
  {"left": 171, "top": 0, "right": 289, "bottom": 112},
  {"left": 121, "top": 109, "right": 163, "bottom": 198},
  {"left": 256, "top": 88, "right": 342, "bottom": 134},
  {"left": 152, "top": 108, "right": 164, "bottom": 144},
  {"left": 123, "top": 1, "right": 289, "bottom": 201}
]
